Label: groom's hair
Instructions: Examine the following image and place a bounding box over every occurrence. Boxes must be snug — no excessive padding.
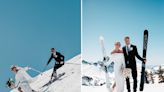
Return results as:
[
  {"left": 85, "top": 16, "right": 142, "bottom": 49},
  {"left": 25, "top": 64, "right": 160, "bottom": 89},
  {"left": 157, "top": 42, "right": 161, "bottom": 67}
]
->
[{"left": 124, "top": 36, "right": 130, "bottom": 40}]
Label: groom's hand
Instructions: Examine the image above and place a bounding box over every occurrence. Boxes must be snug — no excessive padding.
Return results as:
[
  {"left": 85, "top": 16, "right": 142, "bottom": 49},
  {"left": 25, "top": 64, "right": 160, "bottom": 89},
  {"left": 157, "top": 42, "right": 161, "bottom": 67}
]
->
[{"left": 143, "top": 58, "right": 147, "bottom": 63}]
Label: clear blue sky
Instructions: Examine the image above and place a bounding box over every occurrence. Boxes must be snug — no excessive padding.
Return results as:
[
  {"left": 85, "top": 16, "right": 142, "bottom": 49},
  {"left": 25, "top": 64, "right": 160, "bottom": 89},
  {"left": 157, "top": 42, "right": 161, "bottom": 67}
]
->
[
  {"left": 0, "top": 0, "right": 80, "bottom": 91},
  {"left": 82, "top": 0, "right": 164, "bottom": 65}
]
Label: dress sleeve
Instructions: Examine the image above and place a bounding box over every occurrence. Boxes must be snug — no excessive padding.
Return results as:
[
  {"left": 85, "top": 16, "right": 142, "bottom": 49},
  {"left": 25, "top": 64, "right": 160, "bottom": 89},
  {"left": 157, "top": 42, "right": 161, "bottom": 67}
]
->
[{"left": 17, "top": 67, "right": 27, "bottom": 71}]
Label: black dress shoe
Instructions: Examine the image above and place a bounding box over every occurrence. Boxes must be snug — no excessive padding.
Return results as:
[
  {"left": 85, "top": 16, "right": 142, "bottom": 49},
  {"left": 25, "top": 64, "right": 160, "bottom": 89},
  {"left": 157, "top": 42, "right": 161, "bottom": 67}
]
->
[
  {"left": 128, "top": 89, "right": 131, "bottom": 92},
  {"left": 133, "top": 89, "right": 137, "bottom": 92}
]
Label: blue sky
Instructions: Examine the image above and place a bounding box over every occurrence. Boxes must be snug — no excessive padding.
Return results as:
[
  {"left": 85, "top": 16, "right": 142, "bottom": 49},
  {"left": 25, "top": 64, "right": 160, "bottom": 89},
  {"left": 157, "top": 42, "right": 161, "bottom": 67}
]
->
[
  {"left": 82, "top": 0, "right": 164, "bottom": 65},
  {"left": 0, "top": 0, "right": 80, "bottom": 91}
]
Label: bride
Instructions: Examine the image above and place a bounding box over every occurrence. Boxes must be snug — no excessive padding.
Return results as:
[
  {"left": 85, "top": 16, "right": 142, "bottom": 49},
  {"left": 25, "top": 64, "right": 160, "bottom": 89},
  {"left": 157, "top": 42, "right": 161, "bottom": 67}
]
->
[{"left": 110, "top": 42, "right": 125, "bottom": 92}]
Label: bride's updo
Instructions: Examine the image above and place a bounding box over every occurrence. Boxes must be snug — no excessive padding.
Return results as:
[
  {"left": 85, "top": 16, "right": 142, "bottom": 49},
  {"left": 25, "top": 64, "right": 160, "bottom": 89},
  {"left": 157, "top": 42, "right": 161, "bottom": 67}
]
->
[
  {"left": 115, "top": 42, "right": 121, "bottom": 47},
  {"left": 111, "top": 41, "right": 123, "bottom": 54}
]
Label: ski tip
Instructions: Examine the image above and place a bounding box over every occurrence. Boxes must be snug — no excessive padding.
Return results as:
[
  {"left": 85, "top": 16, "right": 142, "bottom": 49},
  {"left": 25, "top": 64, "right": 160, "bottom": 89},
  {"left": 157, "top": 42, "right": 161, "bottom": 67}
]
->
[
  {"left": 99, "top": 36, "right": 104, "bottom": 40},
  {"left": 144, "top": 29, "right": 148, "bottom": 33}
]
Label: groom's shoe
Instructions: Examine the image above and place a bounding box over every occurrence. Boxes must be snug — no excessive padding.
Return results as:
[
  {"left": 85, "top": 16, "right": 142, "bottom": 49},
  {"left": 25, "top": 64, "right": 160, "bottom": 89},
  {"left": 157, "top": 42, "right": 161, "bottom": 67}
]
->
[{"left": 133, "top": 89, "right": 136, "bottom": 92}]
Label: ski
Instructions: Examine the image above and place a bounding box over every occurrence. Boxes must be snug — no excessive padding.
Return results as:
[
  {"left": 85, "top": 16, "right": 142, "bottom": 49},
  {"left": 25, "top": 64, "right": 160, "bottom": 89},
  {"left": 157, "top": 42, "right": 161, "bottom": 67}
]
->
[
  {"left": 39, "top": 86, "right": 50, "bottom": 92},
  {"left": 140, "top": 30, "right": 149, "bottom": 91},
  {"left": 42, "top": 72, "right": 65, "bottom": 87},
  {"left": 99, "top": 36, "right": 112, "bottom": 92}
]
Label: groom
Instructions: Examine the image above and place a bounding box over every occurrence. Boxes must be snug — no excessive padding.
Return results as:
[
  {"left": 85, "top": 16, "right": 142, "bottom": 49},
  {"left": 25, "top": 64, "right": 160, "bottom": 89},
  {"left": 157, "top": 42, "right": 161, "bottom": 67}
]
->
[{"left": 122, "top": 36, "right": 146, "bottom": 92}]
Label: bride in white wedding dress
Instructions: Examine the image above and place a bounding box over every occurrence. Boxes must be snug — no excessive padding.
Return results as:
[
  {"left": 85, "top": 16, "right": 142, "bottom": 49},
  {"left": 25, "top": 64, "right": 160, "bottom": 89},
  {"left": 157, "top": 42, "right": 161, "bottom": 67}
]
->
[{"left": 110, "top": 42, "right": 125, "bottom": 92}]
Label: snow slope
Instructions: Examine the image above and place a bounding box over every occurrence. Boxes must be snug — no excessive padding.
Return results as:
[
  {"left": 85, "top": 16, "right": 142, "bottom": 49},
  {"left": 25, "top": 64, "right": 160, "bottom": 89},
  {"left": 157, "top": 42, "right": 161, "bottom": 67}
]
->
[
  {"left": 82, "top": 83, "right": 164, "bottom": 92},
  {"left": 82, "top": 60, "right": 164, "bottom": 92},
  {"left": 11, "top": 54, "right": 81, "bottom": 92}
]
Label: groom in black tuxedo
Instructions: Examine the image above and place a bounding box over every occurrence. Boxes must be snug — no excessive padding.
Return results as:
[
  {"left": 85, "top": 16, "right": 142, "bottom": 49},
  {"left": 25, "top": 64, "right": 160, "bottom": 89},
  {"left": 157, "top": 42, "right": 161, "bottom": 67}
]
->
[{"left": 122, "top": 36, "right": 146, "bottom": 92}]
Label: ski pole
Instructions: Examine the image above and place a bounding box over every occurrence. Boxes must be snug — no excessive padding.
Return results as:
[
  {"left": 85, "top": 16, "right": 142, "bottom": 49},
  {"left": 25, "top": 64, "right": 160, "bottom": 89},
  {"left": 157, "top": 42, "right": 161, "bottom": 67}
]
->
[
  {"left": 65, "top": 63, "right": 80, "bottom": 65},
  {"left": 40, "top": 65, "right": 48, "bottom": 75},
  {"left": 30, "top": 67, "right": 42, "bottom": 74},
  {"left": 42, "top": 65, "right": 47, "bottom": 72}
]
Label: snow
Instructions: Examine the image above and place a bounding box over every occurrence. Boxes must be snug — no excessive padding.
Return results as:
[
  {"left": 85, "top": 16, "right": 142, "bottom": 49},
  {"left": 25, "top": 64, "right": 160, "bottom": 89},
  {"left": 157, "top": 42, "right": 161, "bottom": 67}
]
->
[
  {"left": 82, "top": 83, "right": 164, "bottom": 92},
  {"left": 152, "top": 65, "right": 164, "bottom": 72},
  {"left": 82, "top": 60, "right": 164, "bottom": 92},
  {"left": 10, "top": 54, "right": 81, "bottom": 92},
  {"left": 82, "top": 64, "right": 106, "bottom": 79},
  {"left": 10, "top": 54, "right": 164, "bottom": 92}
]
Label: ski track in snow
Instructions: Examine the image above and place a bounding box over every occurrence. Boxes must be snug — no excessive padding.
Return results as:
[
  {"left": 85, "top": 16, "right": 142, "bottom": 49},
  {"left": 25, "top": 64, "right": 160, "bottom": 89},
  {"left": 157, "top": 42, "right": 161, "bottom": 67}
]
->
[{"left": 11, "top": 55, "right": 81, "bottom": 92}]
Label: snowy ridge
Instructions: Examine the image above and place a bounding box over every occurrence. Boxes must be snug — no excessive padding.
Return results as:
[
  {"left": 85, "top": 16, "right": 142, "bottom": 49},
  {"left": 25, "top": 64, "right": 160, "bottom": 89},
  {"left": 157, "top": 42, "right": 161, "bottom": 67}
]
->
[{"left": 11, "top": 54, "right": 81, "bottom": 92}]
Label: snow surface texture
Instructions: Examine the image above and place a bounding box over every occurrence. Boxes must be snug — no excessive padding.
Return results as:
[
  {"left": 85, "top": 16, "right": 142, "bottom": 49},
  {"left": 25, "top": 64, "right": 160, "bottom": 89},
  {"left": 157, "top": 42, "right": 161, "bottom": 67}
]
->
[
  {"left": 82, "top": 60, "right": 164, "bottom": 92},
  {"left": 82, "top": 83, "right": 164, "bottom": 92},
  {"left": 11, "top": 55, "right": 81, "bottom": 92}
]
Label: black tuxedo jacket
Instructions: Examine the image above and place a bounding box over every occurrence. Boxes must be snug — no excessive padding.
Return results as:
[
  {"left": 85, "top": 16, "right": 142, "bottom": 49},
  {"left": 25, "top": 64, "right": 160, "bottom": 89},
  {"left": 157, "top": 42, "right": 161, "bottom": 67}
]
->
[
  {"left": 122, "top": 44, "right": 144, "bottom": 69},
  {"left": 47, "top": 52, "right": 64, "bottom": 65}
]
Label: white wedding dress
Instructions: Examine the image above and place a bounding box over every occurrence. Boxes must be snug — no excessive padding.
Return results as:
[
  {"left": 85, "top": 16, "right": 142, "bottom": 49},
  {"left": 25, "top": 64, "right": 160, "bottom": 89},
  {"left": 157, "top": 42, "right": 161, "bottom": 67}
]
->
[
  {"left": 15, "top": 67, "right": 34, "bottom": 92},
  {"left": 110, "top": 53, "right": 125, "bottom": 92}
]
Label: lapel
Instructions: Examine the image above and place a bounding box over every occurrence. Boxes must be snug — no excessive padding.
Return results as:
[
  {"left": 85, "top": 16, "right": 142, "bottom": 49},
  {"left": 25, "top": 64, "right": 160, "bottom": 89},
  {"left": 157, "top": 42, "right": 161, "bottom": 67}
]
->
[
  {"left": 129, "top": 45, "right": 133, "bottom": 52},
  {"left": 124, "top": 45, "right": 132, "bottom": 56},
  {"left": 123, "top": 46, "right": 128, "bottom": 57},
  {"left": 128, "top": 45, "right": 135, "bottom": 56},
  {"left": 129, "top": 45, "right": 132, "bottom": 52}
]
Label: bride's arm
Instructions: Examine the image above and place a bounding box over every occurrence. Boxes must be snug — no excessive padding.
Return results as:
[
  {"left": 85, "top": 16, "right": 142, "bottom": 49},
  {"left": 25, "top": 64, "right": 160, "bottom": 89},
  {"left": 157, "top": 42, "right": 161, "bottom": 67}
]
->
[{"left": 122, "top": 54, "right": 126, "bottom": 68}]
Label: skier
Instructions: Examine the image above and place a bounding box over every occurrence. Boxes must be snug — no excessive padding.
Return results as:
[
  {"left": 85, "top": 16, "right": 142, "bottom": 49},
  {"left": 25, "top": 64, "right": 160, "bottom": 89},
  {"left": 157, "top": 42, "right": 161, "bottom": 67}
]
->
[
  {"left": 10, "top": 65, "right": 35, "bottom": 92},
  {"left": 47, "top": 48, "right": 65, "bottom": 81}
]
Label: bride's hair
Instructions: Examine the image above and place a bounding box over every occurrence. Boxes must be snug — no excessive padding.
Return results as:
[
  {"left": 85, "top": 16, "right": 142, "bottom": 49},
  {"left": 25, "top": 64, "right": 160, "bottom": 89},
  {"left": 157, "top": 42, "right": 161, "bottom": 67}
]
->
[
  {"left": 111, "top": 41, "right": 122, "bottom": 54},
  {"left": 115, "top": 42, "right": 121, "bottom": 46}
]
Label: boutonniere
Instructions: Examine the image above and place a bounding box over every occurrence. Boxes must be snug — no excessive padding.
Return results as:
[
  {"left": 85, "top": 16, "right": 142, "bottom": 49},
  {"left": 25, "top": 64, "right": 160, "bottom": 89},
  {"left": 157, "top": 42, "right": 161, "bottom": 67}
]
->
[{"left": 130, "top": 47, "right": 133, "bottom": 51}]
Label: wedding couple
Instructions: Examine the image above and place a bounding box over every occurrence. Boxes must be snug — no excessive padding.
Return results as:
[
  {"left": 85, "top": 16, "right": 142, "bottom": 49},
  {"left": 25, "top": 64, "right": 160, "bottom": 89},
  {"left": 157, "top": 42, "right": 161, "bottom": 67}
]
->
[{"left": 110, "top": 36, "right": 146, "bottom": 92}]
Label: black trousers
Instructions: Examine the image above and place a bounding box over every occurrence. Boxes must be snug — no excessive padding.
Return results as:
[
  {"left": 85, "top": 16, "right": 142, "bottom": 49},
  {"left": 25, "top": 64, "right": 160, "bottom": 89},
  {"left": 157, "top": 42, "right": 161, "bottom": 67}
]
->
[
  {"left": 126, "top": 67, "right": 137, "bottom": 91},
  {"left": 51, "top": 62, "right": 64, "bottom": 78},
  {"left": 53, "top": 63, "right": 64, "bottom": 72}
]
